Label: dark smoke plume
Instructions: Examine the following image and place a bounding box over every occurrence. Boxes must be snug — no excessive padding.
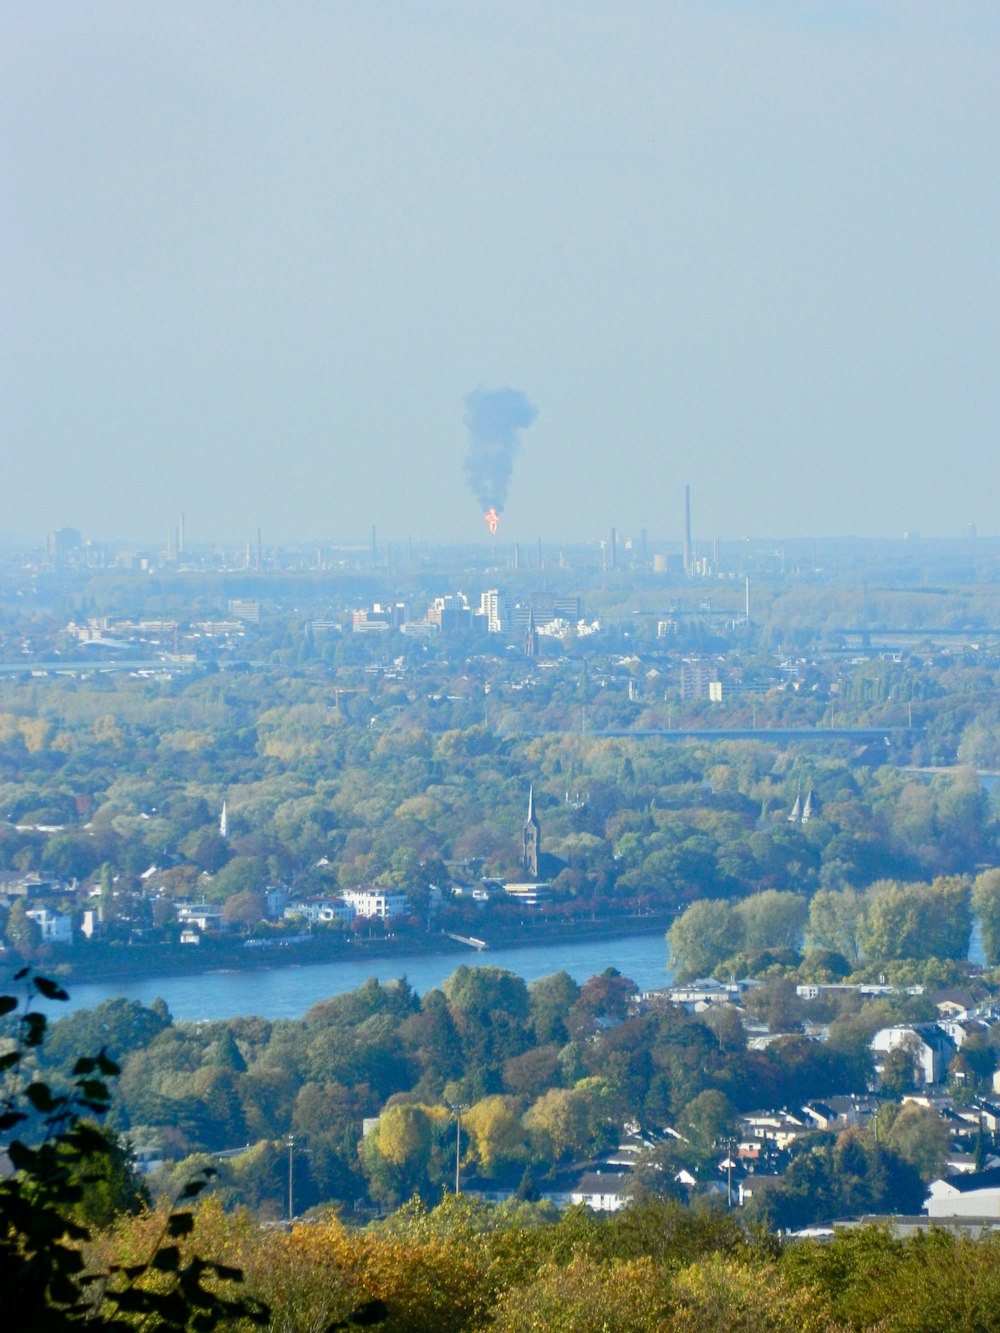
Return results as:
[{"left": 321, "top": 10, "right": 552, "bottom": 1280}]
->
[{"left": 463, "top": 386, "right": 538, "bottom": 512}]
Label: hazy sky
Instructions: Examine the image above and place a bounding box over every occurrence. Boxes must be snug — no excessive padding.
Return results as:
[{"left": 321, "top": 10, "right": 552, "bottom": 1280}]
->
[{"left": 3, "top": 2, "right": 999, "bottom": 547}]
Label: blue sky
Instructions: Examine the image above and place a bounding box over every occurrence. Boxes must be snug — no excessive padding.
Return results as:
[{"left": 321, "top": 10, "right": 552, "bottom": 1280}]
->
[{"left": 3, "top": 2, "right": 998, "bottom": 546}]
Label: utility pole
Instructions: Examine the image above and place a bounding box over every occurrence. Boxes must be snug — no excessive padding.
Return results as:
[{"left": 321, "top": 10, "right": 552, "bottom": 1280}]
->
[
  {"left": 287, "top": 1133, "right": 294, "bottom": 1222},
  {"left": 455, "top": 1110, "right": 461, "bottom": 1194},
  {"left": 448, "top": 1104, "right": 468, "bottom": 1194}
]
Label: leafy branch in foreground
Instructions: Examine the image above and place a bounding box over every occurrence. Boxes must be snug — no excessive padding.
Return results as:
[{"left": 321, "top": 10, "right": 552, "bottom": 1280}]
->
[{"left": 0, "top": 969, "right": 268, "bottom": 1330}]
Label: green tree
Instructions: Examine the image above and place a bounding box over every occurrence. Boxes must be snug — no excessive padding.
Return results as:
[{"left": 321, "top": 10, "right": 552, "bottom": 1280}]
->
[
  {"left": 735, "top": 890, "right": 808, "bottom": 952},
  {"left": 361, "top": 1103, "right": 440, "bottom": 1207},
  {"left": 524, "top": 1078, "right": 614, "bottom": 1163},
  {"left": 879, "top": 1041, "right": 920, "bottom": 1096},
  {"left": 45, "top": 997, "right": 171, "bottom": 1072},
  {"left": 860, "top": 877, "right": 972, "bottom": 962},
  {"left": 5, "top": 899, "right": 43, "bottom": 961},
  {"left": 667, "top": 900, "right": 744, "bottom": 983},
  {"left": 973, "top": 868, "right": 1000, "bottom": 966},
  {"left": 528, "top": 971, "right": 580, "bottom": 1044},
  {"left": 208, "top": 1028, "right": 247, "bottom": 1073},
  {"left": 883, "top": 1103, "right": 950, "bottom": 1182},
  {"left": 678, "top": 1089, "right": 737, "bottom": 1164},
  {"left": 805, "top": 887, "right": 866, "bottom": 964},
  {"left": 57, "top": 1126, "right": 149, "bottom": 1230}
]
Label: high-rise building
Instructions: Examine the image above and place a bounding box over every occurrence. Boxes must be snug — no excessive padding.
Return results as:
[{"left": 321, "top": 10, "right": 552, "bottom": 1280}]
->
[
  {"left": 47, "top": 528, "right": 82, "bottom": 569},
  {"left": 479, "top": 589, "right": 509, "bottom": 633}
]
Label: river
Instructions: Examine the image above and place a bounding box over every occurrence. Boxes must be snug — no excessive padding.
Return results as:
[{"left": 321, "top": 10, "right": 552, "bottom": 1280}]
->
[
  {"left": 27, "top": 930, "right": 675, "bottom": 1023},
  {"left": 17, "top": 922, "right": 988, "bottom": 1024}
]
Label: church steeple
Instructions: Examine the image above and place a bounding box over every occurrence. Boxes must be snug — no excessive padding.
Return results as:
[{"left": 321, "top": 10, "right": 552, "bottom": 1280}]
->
[{"left": 523, "top": 785, "right": 541, "bottom": 879}]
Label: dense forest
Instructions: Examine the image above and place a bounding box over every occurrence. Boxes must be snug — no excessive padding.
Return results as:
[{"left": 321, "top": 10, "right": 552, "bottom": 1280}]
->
[{"left": 1, "top": 650, "right": 999, "bottom": 970}]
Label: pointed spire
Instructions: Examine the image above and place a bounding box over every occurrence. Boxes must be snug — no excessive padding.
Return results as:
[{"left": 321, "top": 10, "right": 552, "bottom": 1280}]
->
[
  {"left": 788, "top": 794, "right": 801, "bottom": 823},
  {"left": 523, "top": 784, "right": 541, "bottom": 878},
  {"left": 802, "top": 790, "right": 813, "bottom": 823}
]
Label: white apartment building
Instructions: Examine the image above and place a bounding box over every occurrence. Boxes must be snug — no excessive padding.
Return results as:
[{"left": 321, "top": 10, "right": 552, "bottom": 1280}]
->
[
  {"left": 339, "top": 887, "right": 409, "bottom": 919},
  {"left": 478, "top": 589, "right": 508, "bottom": 633}
]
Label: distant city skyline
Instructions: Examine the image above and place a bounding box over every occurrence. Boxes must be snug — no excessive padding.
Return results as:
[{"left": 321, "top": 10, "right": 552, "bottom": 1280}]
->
[{"left": 4, "top": 3, "right": 999, "bottom": 545}]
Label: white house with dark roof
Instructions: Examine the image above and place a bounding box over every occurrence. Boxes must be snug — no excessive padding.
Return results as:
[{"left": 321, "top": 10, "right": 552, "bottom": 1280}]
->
[
  {"left": 871, "top": 1024, "right": 956, "bottom": 1086},
  {"left": 569, "top": 1171, "right": 630, "bottom": 1212},
  {"left": 926, "top": 1167, "right": 1000, "bottom": 1218}
]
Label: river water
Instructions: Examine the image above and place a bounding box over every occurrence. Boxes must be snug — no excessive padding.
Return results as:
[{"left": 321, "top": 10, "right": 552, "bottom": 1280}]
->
[
  {"left": 16, "top": 923, "right": 988, "bottom": 1025},
  {"left": 28, "top": 931, "right": 674, "bottom": 1023}
]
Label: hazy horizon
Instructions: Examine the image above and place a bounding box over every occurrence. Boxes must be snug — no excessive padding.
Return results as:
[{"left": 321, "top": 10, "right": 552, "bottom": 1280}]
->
[{"left": 4, "top": 3, "right": 999, "bottom": 546}]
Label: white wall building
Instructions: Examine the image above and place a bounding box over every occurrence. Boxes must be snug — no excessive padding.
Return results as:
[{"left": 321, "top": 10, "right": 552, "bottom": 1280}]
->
[
  {"left": 25, "top": 907, "right": 72, "bottom": 945},
  {"left": 176, "top": 903, "right": 224, "bottom": 933},
  {"left": 503, "top": 882, "right": 552, "bottom": 908},
  {"left": 569, "top": 1172, "right": 630, "bottom": 1212},
  {"left": 340, "top": 887, "right": 409, "bottom": 919},
  {"left": 284, "top": 898, "right": 354, "bottom": 925},
  {"left": 926, "top": 1168, "right": 1000, "bottom": 1218},
  {"left": 871, "top": 1024, "right": 956, "bottom": 1086},
  {"left": 478, "top": 589, "right": 509, "bottom": 633}
]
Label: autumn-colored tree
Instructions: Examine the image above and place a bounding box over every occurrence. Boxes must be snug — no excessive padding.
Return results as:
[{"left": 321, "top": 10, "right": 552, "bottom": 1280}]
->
[{"left": 462, "top": 1095, "right": 527, "bottom": 1176}]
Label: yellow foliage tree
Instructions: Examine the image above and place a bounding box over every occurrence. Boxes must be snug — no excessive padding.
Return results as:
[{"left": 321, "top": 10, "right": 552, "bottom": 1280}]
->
[{"left": 462, "top": 1095, "right": 527, "bottom": 1175}]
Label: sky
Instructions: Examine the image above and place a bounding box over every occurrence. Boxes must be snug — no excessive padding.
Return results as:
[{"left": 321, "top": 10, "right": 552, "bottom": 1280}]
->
[{"left": 3, "top": 2, "right": 999, "bottom": 548}]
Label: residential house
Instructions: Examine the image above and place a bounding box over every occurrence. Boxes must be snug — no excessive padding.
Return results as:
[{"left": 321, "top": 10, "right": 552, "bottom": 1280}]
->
[
  {"left": 871, "top": 1024, "right": 957, "bottom": 1086},
  {"left": 926, "top": 1167, "right": 1000, "bottom": 1219},
  {"left": 25, "top": 907, "right": 72, "bottom": 945},
  {"left": 569, "top": 1171, "right": 630, "bottom": 1212},
  {"left": 176, "top": 903, "right": 225, "bottom": 933},
  {"left": 285, "top": 898, "right": 354, "bottom": 926}
]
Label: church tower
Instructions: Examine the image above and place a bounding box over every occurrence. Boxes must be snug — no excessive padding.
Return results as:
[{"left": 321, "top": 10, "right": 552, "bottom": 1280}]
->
[{"left": 522, "top": 785, "right": 541, "bottom": 879}]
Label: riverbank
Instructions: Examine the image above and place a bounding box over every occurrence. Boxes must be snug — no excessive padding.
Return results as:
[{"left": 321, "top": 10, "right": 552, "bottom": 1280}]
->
[{"left": 29, "top": 912, "right": 674, "bottom": 987}]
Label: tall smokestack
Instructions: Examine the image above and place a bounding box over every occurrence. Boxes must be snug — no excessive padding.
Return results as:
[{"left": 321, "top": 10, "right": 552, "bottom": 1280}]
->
[
  {"left": 683, "top": 485, "right": 692, "bottom": 576},
  {"left": 609, "top": 527, "right": 617, "bottom": 571},
  {"left": 256, "top": 526, "right": 262, "bottom": 572},
  {"left": 179, "top": 512, "right": 185, "bottom": 555}
]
